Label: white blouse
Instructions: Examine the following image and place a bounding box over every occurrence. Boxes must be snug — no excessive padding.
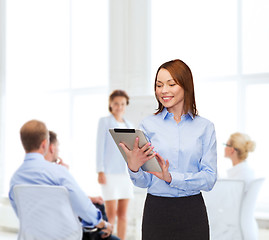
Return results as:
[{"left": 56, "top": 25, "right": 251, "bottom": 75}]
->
[{"left": 227, "top": 161, "right": 255, "bottom": 187}]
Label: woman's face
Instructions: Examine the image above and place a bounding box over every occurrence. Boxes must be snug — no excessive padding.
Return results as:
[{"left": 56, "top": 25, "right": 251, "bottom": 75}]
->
[
  {"left": 155, "top": 68, "right": 184, "bottom": 112},
  {"left": 224, "top": 141, "right": 233, "bottom": 158},
  {"left": 110, "top": 96, "right": 127, "bottom": 117}
]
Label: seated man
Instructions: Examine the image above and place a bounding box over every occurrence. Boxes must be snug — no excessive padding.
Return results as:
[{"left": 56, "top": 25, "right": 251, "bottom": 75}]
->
[
  {"left": 9, "top": 120, "right": 113, "bottom": 239},
  {"left": 45, "top": 130, "right": 120, "bottom": 240}
]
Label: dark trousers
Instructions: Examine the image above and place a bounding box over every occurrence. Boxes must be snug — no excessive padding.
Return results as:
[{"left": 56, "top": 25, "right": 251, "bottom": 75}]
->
[
  {"left": 83, "top": 231, "right": 120, "bottom": 240},
  {"left": 82, "top": 204, "right": 120, "bottom": 240}
]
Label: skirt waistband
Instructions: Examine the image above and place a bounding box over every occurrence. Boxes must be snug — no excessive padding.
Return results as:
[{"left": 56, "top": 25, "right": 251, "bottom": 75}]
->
[{"left": 147, "top": 192, "right": 202, "bottom": 201}]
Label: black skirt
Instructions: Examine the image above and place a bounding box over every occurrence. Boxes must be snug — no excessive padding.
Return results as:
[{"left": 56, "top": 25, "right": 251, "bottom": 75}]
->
[{"left": 142, "top": 193, "right": 209, "bottom": 240}]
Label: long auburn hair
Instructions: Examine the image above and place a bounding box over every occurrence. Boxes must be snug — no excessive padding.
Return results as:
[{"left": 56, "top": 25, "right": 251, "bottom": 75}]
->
[{"left": 154, "top": 59, "right": 198, "bottom": 117}]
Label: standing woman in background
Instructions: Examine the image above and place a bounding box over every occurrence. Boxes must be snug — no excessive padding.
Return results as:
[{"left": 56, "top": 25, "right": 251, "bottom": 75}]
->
[
  {"left": 224, "top": 132, "right": 256, "bottom": 187},
  {"left": 96, "top": 90, "right": 134, "bottom": 240},
  {"left": 120, "top": 59, "right": 217, "bottom": 240}
]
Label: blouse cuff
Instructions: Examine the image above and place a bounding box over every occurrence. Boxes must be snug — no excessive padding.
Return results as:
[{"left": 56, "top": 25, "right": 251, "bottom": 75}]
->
[
  {"left": 169, "top": 172, "right": 187, "bottom": 191},
  {"left": 128, "top": 167, "right": 143, "bottom": 177}
]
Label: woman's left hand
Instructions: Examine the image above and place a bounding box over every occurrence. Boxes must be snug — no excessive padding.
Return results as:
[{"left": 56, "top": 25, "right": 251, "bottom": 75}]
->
[{"left": 147, "top": 153, "right": 172, "bottom": 183}]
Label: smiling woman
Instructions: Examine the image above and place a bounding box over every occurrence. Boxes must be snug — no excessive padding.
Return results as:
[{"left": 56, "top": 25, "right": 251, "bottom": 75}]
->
[
  {"left": 120, "top": 59, "right": 217, "bottom": 240},
  {"left": 155, "top": 70, "right": 185, "bottom": 122},
  {"left": 155, "top": 59, "right": 197, "bottom": 123}
]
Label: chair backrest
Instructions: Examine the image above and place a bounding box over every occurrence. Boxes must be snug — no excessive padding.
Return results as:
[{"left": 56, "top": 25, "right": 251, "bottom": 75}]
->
[
  {"left": 241, "top": 178, "right": 265, "bottom": 240},
  {"left": 13, "top": 184, "right": 82, "bottom": 240},
  {"left": 202, "top": 179, "right": 245, "bottom": 240}
]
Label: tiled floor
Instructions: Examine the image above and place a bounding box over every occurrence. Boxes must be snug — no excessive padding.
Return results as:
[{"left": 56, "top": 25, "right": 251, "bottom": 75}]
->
[{"left": 1, "top": 228, "right": 269, "bottom": 240}]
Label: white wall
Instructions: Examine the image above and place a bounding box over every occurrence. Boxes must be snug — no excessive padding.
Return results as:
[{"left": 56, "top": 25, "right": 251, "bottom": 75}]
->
[
  {"left": 0, "top": 0, "right": 6, "bottom": 196},
  {"left": 125, "top": 95, "right": 157, "bottom": 128},
  {"left": 109, "top": 0, "right": 152, "bottom": 96}
]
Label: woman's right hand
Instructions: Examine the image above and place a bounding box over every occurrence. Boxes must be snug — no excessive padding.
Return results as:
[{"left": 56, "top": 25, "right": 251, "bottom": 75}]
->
[
  {"left": 119, "top": 137, "right": 156, "bottom": 172},
  {"left": 98, "top": 172, "right": 106, "bottom": 184}
]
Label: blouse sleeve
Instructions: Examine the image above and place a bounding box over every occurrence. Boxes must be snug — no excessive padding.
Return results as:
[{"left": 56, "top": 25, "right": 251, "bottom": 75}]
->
[
  {"left": 169, "top": 122, "right": 217, "bottom": 192},
  {"left": 127, "top": 121, "right": 153, "bottom": 188}
]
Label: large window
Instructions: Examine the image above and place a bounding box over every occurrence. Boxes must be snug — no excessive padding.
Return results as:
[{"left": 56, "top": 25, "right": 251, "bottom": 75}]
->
[
  {"left": 2, "top": 0, "right": 109, "bottom": 196},
  {"left": 151, "top": 0, "right": 269, "bottom": 214},
  {"left": 2, "top": 0, "right": 269, "bottom": 215},
  {"left": 151, "top": 0, "right": 238, "bottom": 79}
]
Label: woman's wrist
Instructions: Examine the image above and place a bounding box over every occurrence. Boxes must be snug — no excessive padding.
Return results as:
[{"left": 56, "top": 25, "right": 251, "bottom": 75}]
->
[
  {"left": 165, "top": 173, "right": 172, "bottom": 183},
  {"left": 129, "top": 167, "right": 139, "bottom": 173},
  {"left": 128, "top": 163, "right": 139, "bottom": 172}
]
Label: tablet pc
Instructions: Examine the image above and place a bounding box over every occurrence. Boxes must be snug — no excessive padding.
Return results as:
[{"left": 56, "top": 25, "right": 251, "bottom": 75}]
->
[{"left": 109, "top": 128, "right": 162, "bottom": 172}]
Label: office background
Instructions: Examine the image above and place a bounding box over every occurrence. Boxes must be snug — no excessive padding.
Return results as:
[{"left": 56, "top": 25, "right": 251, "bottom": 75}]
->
[{"left": 0, "top": 0, "right": 269, "bottom": 221}]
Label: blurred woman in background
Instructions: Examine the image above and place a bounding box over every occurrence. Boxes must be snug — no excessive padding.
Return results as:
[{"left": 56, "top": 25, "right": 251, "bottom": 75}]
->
[
  {"left": 224, "top": 132, "right": 256, "bottom": 186},
  {"left": 96, "top": 90, "right": 134, "bottom": 240}
]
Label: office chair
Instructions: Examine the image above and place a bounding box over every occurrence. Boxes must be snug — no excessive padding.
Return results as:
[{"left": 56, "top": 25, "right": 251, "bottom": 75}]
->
[
  {"left": 241, "top": 178, "right": 265, "bottom": 240},
  {"left": 13, "top": 184, "right": 82, "bottom": 240},
  {"left": 203, "top": 179, "right": 245, "bottom": 240}
]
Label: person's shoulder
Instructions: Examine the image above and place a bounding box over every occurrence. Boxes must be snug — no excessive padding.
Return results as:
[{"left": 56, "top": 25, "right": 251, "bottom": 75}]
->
[
  {"left": 99, "top": 115, "right": 111, "bottom": 121},
  {"left": 193, "top": 115, "right": 214, "bottom": 126},
  {"left": 37, "top": 157, "right": 67, "bottom": 172},
  {"left": 192, "top": 115, "right": 215, "bottom": 133},
  {"left": 143, "top": 113, "right": 160, "bottom": 121},
  {"left": 238, "top": 161, "right": 253, "bottom": 171},
  {"left": 140, "top": 113, "right": 159, "bottom": 125},
  {"left": 48, "top": 162, "right": 71, "bottom": 180},
  {"left": 98, "top": 115, "right": 112, "bottom": 124}
]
